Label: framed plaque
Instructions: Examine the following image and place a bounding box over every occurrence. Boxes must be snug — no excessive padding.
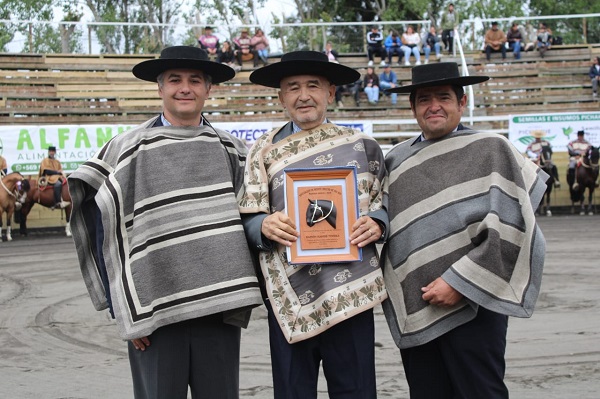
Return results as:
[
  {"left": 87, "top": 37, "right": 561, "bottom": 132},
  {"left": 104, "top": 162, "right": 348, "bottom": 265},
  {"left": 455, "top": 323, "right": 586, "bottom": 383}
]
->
[{"left": 284, "top": 166, "right": 361, "bottom": 264}]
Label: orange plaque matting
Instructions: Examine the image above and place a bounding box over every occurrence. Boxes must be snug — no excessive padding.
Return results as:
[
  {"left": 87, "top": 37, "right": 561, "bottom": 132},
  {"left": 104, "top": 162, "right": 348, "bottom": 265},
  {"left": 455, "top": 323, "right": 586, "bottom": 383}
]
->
[{"left": 284, "top": 167, "right": 361, "bottom": 264}]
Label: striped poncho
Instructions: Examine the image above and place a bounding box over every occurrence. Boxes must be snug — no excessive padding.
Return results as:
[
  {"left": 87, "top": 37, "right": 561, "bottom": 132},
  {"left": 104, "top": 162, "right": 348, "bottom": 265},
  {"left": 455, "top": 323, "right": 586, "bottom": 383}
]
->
[
  {"left": 68, "top": 118, "right": 262, "bottom": 340},
  {"left": 383, "top": 130, "right": 548, "bottom": 349},
  {"left": 239, "top": 123, "right": 388, "bottom": 343}
]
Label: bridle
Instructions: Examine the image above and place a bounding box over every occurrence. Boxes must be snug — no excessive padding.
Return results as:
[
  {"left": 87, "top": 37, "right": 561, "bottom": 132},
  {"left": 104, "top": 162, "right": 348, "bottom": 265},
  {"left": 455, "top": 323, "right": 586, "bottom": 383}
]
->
[{"left": 309, "top": 199, "right": 334, "bottom": 225}]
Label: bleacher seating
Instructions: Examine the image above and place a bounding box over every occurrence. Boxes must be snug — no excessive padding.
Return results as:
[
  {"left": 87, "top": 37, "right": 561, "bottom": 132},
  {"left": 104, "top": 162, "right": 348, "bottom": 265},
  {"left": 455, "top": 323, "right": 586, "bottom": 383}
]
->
[
  {"left": 0, "top": 44, "right": 599, "bottom": 129},
  {"left": 1, "top": 44, "right": 599, "bottom": 217}
]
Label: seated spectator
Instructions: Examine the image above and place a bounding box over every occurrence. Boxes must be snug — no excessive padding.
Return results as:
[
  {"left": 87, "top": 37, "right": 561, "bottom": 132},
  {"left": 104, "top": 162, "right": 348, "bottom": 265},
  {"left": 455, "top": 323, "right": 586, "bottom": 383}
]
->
[
  {"left": 251, "top": 28, "right": 270, "bottom": 66},
  {"left": 506, "top": 22, "right": 524, "bottom": 60},
  {"left": 378, "top": 64, "right": 397, "bottom": 105},
  {"left": 423, "top": 26, "right": 441, "bottom": 64},
  {"left": 366, "top": 26, "right": 386, "bottom": 67},
  {"left": 362, "top": 66, "right": 380, "bottom": 105},
  {"left": 385, "top": 31, "right": 403, "bottom": 65},
  {"left": 197, "top": 26, "right": 220, "bottom": 57},
  {"left": 234, "top": 28, "right": 259, "bottom": 67},
  {"left": 590, "top": 56, "right": 600, "bottom": 98},
  {"left": 484, "top": 21, "right": 507, "bottom": 61},
  {"left": 536, "top": 24, "right": 552, "bottom": 58},
  {"left": 524, "top": 22, "right": 537, "bottom": 52},
  {"left": 401, "top": 25, "right": 421, "bottom": 66},
  {"left": 217, "top": 40, "right": 241, "bottom": 72}
]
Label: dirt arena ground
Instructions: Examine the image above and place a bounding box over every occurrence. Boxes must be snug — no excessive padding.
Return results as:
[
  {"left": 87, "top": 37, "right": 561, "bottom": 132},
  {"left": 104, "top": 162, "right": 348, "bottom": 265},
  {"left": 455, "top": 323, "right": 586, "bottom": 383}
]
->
[{"left": 0, "top": 215, "right": 598, "bottom": 398}]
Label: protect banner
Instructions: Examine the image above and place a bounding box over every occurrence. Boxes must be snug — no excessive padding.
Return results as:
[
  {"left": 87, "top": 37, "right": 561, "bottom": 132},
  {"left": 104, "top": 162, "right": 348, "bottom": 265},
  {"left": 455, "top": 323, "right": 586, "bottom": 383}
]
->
[
  {"left": 508, "top": 112, "right": 600, "bottom": 153},
  {"left": 0, "top": 121, "right": 373, "bottom": 174}
]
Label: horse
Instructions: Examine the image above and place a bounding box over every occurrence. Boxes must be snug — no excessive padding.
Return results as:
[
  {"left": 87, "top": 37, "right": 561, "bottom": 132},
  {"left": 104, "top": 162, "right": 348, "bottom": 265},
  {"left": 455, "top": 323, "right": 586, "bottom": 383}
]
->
[
  {"left": 1, "top": 172, "right": 31, "bottom": 241},
  {"left": 16, "top": 177, "right": 72, "bottom": 237},
  {"left": 306, "top": 199, "right": 337, "bottom": 229},
  {"left": 537, "top": 146, "right": 559, "bottom": 216},
  {"left": 571, "top": 146, "right": 599, "bottom": 215}
]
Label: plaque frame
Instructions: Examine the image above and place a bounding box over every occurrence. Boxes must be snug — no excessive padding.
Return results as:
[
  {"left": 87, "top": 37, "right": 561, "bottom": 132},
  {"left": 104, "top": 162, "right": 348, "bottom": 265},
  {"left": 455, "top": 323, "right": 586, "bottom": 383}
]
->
[{"left": 284, "top": 166, "right": 361, "bottom": 264}]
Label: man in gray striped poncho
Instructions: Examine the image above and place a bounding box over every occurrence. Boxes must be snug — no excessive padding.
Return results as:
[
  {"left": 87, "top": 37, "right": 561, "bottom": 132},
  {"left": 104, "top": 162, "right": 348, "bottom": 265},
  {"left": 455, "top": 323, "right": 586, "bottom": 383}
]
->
[
  {"left": 383, "top": 63, "right": 548, "bottom": 398},
  {"left": 68, "top": 46, "right": 262, "bottom": 399}
]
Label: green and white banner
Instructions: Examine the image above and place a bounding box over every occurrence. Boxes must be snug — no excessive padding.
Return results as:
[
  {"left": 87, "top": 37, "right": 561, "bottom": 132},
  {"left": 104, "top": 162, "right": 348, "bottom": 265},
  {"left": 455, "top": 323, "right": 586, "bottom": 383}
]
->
[
  {"left": 508, "top": 111, "right": 600, "bottom": 153},
  {"left": 0, "top": 120, "right": 373, "bottom": 174}
]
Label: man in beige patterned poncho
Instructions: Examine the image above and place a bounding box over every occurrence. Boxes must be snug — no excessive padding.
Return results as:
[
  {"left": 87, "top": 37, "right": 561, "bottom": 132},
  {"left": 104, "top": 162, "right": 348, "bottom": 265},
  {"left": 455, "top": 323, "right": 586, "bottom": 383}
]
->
[{"left": 239, "top": 51, "right": 388, "bottom": 399}]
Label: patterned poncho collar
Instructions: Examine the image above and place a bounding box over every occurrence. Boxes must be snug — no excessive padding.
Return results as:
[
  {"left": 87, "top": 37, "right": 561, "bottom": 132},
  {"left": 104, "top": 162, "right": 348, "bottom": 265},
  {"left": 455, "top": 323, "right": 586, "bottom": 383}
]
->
[
  {"left": 68, "top": 118, "right": 262, "bottom": 340},
  {"left": 383, "top": 130, "right": 548, "bottom": 349},
  {"left": 239, "top": 122, "right": 388, "bottom": 343}
]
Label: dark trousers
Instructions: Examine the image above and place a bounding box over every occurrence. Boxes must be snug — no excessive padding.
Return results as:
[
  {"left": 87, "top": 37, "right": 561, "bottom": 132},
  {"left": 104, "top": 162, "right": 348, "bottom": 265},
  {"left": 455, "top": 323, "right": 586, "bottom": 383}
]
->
[
  {"left": 442, "top": 29, "right": 454, "bottom": 52},
  {"left": 128, "top": 314, "right": 241, "bottom": 399},
  {"left": 367, "top": 45, "right": 385, "bottom": 62},
  {"left": 267, "top": 302, "right": 377, "bottom": 399},
  {"left": 485, "top": 45, "right": 507, "bottom": 60},
  {"left": 53, "top": 180, "right": 62, "bottom": 204},
  {"left": 400, "top": 307, "right": 509, "bottom": 399}
]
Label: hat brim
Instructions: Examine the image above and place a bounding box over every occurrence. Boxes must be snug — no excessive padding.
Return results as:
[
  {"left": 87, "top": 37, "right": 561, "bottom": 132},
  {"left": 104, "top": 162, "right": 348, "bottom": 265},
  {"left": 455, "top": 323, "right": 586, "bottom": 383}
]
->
[
  {"left": 250, "top": 61, "right": 361, "bottom": 88},
  {"left": 387, "top": 75, "right": 489, "bottom": 94},
  {"left": 132, "top": 59, "right": 236, "bottom": 84}
]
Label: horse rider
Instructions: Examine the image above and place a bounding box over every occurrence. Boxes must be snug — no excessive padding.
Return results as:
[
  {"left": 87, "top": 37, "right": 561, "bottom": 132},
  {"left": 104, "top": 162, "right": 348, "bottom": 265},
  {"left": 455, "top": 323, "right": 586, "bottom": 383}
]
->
[
  {"left": 567, "top": 130, "right": 594, "bottom": 190},
  {"left": 526, "top": 130, "right": 560, "bottom": 187},
  {"left": 38, "top": 146, "right": 70, "bottom": 209}
]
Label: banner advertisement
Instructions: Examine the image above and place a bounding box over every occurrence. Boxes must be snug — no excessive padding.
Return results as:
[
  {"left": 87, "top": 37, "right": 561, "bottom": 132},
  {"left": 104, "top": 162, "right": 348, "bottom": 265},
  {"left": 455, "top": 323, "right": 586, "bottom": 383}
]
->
[
  {"left": 0, "top": 121, "right": 373, "bottom": 174},
  {"left": 508, "top": 112, "right": 600, "bottom": 153}
]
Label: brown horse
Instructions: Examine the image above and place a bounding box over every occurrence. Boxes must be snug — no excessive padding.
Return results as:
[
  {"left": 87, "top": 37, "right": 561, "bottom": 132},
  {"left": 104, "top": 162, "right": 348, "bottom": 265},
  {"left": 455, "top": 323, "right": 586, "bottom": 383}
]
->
[
  {"left": 1, "top": 172, "right": 31, "bottom": 241},
  {"left": 572, "top": 146, "right": 599, "bottom": 215},
  {"left": 17, "top": 177, "right": 72, "bottom": 237}
]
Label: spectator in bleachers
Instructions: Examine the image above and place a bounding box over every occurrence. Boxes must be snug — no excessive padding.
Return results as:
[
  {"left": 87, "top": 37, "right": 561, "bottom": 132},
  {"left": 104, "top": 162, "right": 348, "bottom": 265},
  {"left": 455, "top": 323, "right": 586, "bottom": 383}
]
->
[
  {"left": 379, "top": 64, "right": 398, "bottom": 105},
  {"left": 423, "top": 26, "right": 441, "bottom": 64},
  {"left": 323, "top": 41, "right": 339, "bottom": 63},
  {"left": 484, "top": 22, "right": 507, "bottom": 62},
  {"left": 524, "top": 22, "right": 537, "bottom": 52},
  {"left": 440, "top": 3, "right": 459, "bottom": 54},
  {"left": 323, "top": 42, "right": 348, "bottom": 108},
  {"left": 366, "top": 25, "right": 386, "bottom": 67},
  {"left": 234, "top": 28, "right": 259, "bottom": 67},
  {"left": 385, "top": 30, "right": 403, "bottom": 65},
  {"left": 506, "top": 22, "right": 524, "bottom": 60},
  {"left": 363, "top": 66, "right": 380, "bottom": 105},
  {"left": 217, "top": 41, "right": 241, "bottom": 72},
  {"left": 401, "top": 25, "right": 422, "bottom": 66},
  {"left": 197, "top": 26, "right": 219, "bottom": 58},
  {"left": 590, "top": 56, "right": 600, "bottom": 98},
  {"left": 251, "top": 28, "right": 270, "bottom": 66},
  {"left": 536, "top": 24, "right": 552, "bottom": 58}
]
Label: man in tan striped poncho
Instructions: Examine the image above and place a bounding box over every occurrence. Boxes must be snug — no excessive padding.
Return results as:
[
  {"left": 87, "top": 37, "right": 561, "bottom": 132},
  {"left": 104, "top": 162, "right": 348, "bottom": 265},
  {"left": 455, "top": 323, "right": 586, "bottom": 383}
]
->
[
  {"left": 239, "top": 51, "right": 388, "bottom": 398},
  {"left": 383, "top": 63, "right": 548, "bottom": 398}
]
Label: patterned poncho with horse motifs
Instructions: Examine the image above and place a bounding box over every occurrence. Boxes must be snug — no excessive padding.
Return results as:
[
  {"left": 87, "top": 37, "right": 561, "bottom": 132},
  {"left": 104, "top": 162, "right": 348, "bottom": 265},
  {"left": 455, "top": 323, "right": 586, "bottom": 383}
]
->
[
  {"left": 239, "top": 123, "right": 388, "bottom": 343},
  {"left": 383, "top": 131, "right": 548, "bottom": 349},
  {"left": 68, "top": 119, "right": 263, "bottom": 340}
]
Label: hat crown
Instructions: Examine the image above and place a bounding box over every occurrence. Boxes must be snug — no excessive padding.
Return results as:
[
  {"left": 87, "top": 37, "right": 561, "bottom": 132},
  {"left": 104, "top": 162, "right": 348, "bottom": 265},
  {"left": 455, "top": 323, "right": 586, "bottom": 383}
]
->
[
  {"left": 159, "top": 46, "right": 209, "bottom": 61},
  {"left": 281, "top": 51, "right": 329, "bottom": 64},
  {"left": 411, "top": 62, "right": 461, "bottom": 85}
]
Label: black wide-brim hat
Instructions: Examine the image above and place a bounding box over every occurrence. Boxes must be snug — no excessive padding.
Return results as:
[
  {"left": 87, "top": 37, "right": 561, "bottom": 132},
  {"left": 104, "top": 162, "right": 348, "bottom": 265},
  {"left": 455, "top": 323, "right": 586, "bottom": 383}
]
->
[
  {"left": 250, "top": 50, "right": 361, "bottom": 88},
  {"left": 387, "top": 62, "right": 489, "bottom": 94},
  {"left": 132, "top": 46, "right": 235, "bottom": 84}
]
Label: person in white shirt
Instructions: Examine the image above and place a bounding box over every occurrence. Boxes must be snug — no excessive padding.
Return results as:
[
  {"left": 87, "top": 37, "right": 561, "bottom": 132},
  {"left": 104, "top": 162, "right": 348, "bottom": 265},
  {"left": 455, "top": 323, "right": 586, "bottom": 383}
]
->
[{"left": 401, "top": 25, "right": 422, "bottom": 66}]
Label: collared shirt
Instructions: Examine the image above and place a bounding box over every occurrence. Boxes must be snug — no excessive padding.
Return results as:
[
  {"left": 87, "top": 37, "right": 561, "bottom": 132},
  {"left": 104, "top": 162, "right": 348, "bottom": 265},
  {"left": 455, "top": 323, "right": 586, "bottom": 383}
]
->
[{"left": 161, "top": 114, "right": 205, "bottom": 127}]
